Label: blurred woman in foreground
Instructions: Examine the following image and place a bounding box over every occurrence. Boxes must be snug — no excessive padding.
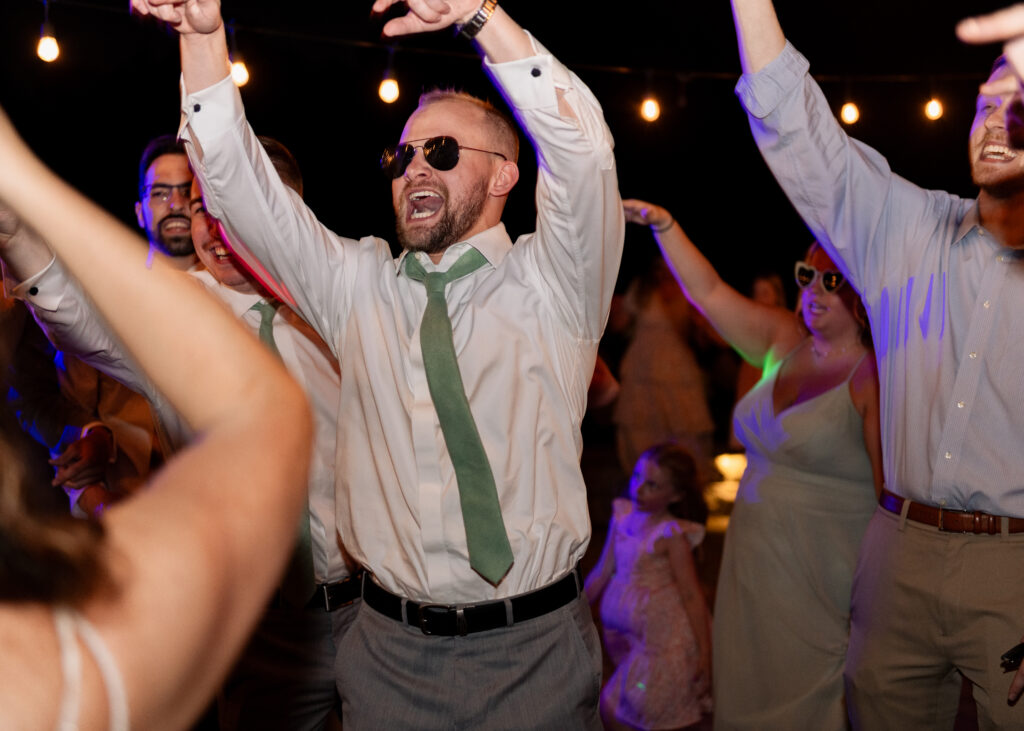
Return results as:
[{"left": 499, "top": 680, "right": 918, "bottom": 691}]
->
[{"left": 0, "top": 106, "right": 312, "bottom": 729}]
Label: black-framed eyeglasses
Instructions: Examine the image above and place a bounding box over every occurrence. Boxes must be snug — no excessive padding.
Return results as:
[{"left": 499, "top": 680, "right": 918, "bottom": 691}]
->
[
  {"left": 794, "top": 261, "right": 846, "bottom": 293},
  {"left": 380, "top": 136, "right": 507, "bottom": 179},
  {"left": 142, "top": 182, "right": 192, "bottom": 203}
]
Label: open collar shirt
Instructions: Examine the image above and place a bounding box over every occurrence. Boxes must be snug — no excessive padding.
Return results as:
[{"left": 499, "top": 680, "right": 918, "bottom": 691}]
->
[
  {"left": 737, "top": 42, "right": 1024, "bottom": 517},
  {"left": 178, "top": 34, "right": 624, "bottom": 602}
]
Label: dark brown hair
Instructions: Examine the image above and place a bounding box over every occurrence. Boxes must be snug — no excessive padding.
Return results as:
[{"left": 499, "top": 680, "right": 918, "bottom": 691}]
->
[{"left": 0, "top": 434, "right": 111, "bottom": 604}]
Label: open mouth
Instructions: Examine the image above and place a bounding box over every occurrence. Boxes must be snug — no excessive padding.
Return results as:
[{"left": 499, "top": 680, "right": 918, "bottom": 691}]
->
[
  {"left": 982, "top": 143, "right": 1018, "bottom": 162},
  {"left": 806, "top": 302, "right": 827, "bottom": 315},
  {"left": 407, "top": 190, "right": 443, "bottom": 220},
  {"left": 161, "top": 218, "right": 190, "bottom": 234},
  {"left": 208, "top": 244, "right": 233, "bottom": 262}
]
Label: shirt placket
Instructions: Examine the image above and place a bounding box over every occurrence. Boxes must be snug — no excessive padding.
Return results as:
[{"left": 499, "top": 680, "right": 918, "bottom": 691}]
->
[
  {"left": 932, "top": 250, "right": 1006, "bottom": 501},
  {"left": 407, "top": 256, "right": 456, "bottom": 594}
]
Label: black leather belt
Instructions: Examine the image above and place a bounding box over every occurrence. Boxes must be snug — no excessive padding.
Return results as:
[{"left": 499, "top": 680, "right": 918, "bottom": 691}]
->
[
  {"left": 306, "top": 569, "right": 364, "bottom": 611},
  {"left": 361, "top": 566, "right": 582, "bottom": 636}
]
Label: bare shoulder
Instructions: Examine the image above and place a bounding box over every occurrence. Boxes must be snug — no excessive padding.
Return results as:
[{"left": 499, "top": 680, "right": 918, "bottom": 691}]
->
[
  {"left": 848, "top": 351, "right": 879, "bottom": 411},
  {"left": 0, "top": 604, "right": 61, "bottom": 728}
]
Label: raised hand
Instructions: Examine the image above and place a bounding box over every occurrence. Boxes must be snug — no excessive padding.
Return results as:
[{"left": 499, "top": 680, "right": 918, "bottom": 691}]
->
[
  {"left": 372, "top": 0, "right": 481, "bottom": 37},
  {"left": 50, "top": 427, "right": 114, "bottom": 489},
  {"left": 130, "top": 0, "right": 223, "bottom": 35},
  {"left": 958, "top": 6, "right": 1024, "bottom": 148},
  {"left": 622, "top": 199, "right": 672, "bottom": 231}
]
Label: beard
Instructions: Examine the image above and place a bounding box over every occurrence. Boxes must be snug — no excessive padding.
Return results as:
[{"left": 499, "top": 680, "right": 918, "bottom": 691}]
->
[
  {"left": 395, "top": 181, "right": 487, "bottom": 255},
  {"left": 152, "top": 214, "right": 195, "bottom": 258}
]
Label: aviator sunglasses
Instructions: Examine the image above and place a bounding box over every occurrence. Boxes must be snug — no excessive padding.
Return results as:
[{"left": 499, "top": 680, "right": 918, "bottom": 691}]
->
[
  {"left": 380, "top": 136, "right": 507, "bottom": 179},
  {"left": 794, "top": 261, "right": 846, "bottom": 293}
]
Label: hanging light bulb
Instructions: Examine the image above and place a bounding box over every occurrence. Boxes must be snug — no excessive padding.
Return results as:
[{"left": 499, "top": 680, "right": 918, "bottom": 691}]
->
[
  {"left": 640, "top": 97, "right": 661, "bottom": 123},
  {"left": 231, "top": 59, "right": 250, "bottom": 87},
  {"left": 840, "top": 102, "right": 860, "bottom": 125},
  {"left": 227, "top": 22, "right": 249, "bottom": 87},
  {"left": 924, "top": 98, "right": 943, "bottom": 121},
  {"left": 379, "top": 76, "right": 399, "bottom": 104},
  {"left": 37, "top": 1, "right": 59, "bottom": 63},
  {"left": 379, "top": 46, "right": 399, "bottom": 104}
]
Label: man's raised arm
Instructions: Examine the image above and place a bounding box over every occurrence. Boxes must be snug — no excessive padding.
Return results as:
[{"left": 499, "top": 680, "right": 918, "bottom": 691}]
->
[{"left": 731, "top": 0, "right": 787, "bottom": 75}]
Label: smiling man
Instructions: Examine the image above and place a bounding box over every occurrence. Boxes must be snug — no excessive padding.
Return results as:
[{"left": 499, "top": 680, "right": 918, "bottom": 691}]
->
[
  {"left": 731, "top": 0, "right": 1024, "bottom": 727},
  {"left": 134, "top": 134, "right": 195, "bottom": 268},
  {"left": 130, "top": 0, "right": 623, "bottom": 727}
]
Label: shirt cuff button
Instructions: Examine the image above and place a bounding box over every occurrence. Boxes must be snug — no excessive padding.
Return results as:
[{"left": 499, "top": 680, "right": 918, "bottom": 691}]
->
[
  {"left": 28, "top": 286, "right": 38, "bottom": 296},
  {"left": 193, "top": 103, "right": 201, "bottom": 113},
  {"left": 531, "top": 67, "right": 541, "bottom": 78}
]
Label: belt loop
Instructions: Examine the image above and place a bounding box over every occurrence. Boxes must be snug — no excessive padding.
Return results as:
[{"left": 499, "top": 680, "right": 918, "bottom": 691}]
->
[
  {"left": 898, "top": 495, "right": 911, "bottom": 531},
  {"left": 400, "top": 597, "right": 408, "bottom": 625},
  {"left": 1002, "top": 516, "right": 1010, "bottom": 538},
  {"left": 503, "top": 597, "right": 513, "bottom": 626},
  {"left": 572, "top": 563, "right": 582, "bottom": 596}
]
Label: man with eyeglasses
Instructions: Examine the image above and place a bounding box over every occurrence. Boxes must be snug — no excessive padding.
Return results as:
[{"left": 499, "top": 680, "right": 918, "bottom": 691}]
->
[
  {"left": 131, "top": 0, "right": 623, "bottom": 727},
  {"left": 135, "top": 134, "right": 196, "bottom": 269},
  {"left": 731, "top": 0, "right": 1024, "bottom": 726}
]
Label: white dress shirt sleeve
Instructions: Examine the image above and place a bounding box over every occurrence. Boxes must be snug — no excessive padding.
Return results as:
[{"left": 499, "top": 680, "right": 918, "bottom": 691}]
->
[
  {"left": 484, "top": 33, "right": 623, "bottom": 343},
  {"left": 179, "top": 76, "right": 368, "bottom": 355}
]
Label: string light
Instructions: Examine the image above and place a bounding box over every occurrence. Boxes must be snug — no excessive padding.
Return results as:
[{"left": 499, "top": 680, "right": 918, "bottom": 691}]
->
[
  {"left": 640, "top": 97, "right": 660, "bottom": 123},
  {"left": 37, "top": 0, "right": 59, "bottom": 63},
  {"left": 379, "top": 77, "right": 399, "bottom": 104},
  {"left": 379, "top": 46, "right": 399, "bottom": 104},
  {"left": 17, "top": 7, "right": 989, "bottom": 117},
  {"left": 228, "top": 22, "right": 249, "bottom": 87}
]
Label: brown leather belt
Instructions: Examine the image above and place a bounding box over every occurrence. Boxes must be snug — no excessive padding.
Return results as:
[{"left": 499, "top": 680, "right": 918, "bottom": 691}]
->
[{"left": 879, "top": 488, "right": 1024, "bottom": 534}]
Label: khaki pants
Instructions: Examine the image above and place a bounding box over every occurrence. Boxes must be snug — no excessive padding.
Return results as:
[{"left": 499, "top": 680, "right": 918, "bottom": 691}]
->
[{"left": 846, "top": 507, "right": 1024, "bottom": 729}]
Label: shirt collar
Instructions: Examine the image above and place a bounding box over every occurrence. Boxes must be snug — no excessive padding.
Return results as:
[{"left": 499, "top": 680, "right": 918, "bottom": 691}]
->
[
  {"left": 394, "top": 222, "right": 512, "bottom": 275},
  {"left": 190, "top": 269, "right": 265, "bottom": 318},
  {"left": 953, "top": 200, "right": 982, "bottom": 246}
]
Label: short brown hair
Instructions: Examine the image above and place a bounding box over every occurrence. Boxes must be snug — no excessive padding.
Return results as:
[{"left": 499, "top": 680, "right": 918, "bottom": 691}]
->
[{"left": 418, "top": 89, "right": 519, "bottom": 163}]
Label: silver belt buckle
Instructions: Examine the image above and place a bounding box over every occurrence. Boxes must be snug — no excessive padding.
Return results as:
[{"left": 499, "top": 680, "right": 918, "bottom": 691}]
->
[
  {"left": 415, "top": 603, "right": 473, "bottom": 635},
  {"left": 415, "top": 603, "right": 451, "bottom": 635}
]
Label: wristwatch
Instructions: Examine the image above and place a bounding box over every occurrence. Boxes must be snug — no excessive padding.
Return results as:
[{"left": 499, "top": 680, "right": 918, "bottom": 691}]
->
[{"left": 457, "top": 0, "right": 498, "bottom": 40}]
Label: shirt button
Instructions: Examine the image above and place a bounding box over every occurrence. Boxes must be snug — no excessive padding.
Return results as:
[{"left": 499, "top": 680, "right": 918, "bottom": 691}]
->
[
  {"left": 28, "top": 286, "right": 38, "bottom": 296},
  {"left": 984, "top": 300, "right": 991, "bottom": 309},
  {"left": 945, "top": 452, "right": 952, "bottom": 460},
  {"left": 531, "top": 67, "right": 541, "bottom": 77},
  {"left": 957, "top": 400, "right": 965, "bottom": 409},
  {"left": 193, "top": 103, "right": 201, "bottom": 113},
  {"left": 969, "top": 351, "right": 978, "bottom": 359}
]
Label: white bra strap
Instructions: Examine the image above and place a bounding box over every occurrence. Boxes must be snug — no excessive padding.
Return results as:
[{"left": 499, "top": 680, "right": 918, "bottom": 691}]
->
[
  {"left": 54, "top": 607, "right": 82, "bottom": 731},
  {"left": 72, "top": 613, "right": 130, "bottom": 731}
]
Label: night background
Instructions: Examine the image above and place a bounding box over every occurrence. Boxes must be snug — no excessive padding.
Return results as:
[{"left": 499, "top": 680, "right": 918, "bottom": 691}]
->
[{"left": 0, "top": 0, "right": 1014, "bottom": 295}]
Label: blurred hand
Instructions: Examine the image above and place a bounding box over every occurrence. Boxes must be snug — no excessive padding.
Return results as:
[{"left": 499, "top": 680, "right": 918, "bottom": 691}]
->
[
  {"left": 130, "top": 0, "right": 223, "bottom": 35},
  {"left": 372, "top": 0, "right": 483, "bottom": 37},
  {"left": 51, "top": 427, "right": 114, "bottom": 488},
  {"left": 958, "top": 5, "right": 1024, "bottom": 148},
  {"left": 622, "top": 199, "right": 672, "bottom": 230},
  {"left": 1010, "top": 634, "right": 1024, "bottom": 704}
]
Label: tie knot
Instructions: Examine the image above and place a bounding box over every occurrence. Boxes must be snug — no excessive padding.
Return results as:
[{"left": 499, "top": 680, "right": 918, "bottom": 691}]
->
[{"left": 403, "top": 248, "right": 489, "bottom": 292}]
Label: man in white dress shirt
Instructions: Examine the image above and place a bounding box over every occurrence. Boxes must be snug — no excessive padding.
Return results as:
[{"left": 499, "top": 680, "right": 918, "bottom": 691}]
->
[{"left": 132, "top": 0, "right": 624, "bottom": 726}]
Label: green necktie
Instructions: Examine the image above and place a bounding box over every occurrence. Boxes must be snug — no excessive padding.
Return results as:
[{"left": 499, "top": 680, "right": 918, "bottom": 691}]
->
[
  {"left": 249, "top": 299, "right": 315, "bottom": 606},
  {"left": 403, "top": 249, "right": 514, "bottom": 585}
]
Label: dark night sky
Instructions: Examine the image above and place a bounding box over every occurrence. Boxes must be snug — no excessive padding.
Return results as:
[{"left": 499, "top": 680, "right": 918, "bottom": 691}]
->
[{"left": 0, "top": 0, "right": 1014, "bottom": 294}]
